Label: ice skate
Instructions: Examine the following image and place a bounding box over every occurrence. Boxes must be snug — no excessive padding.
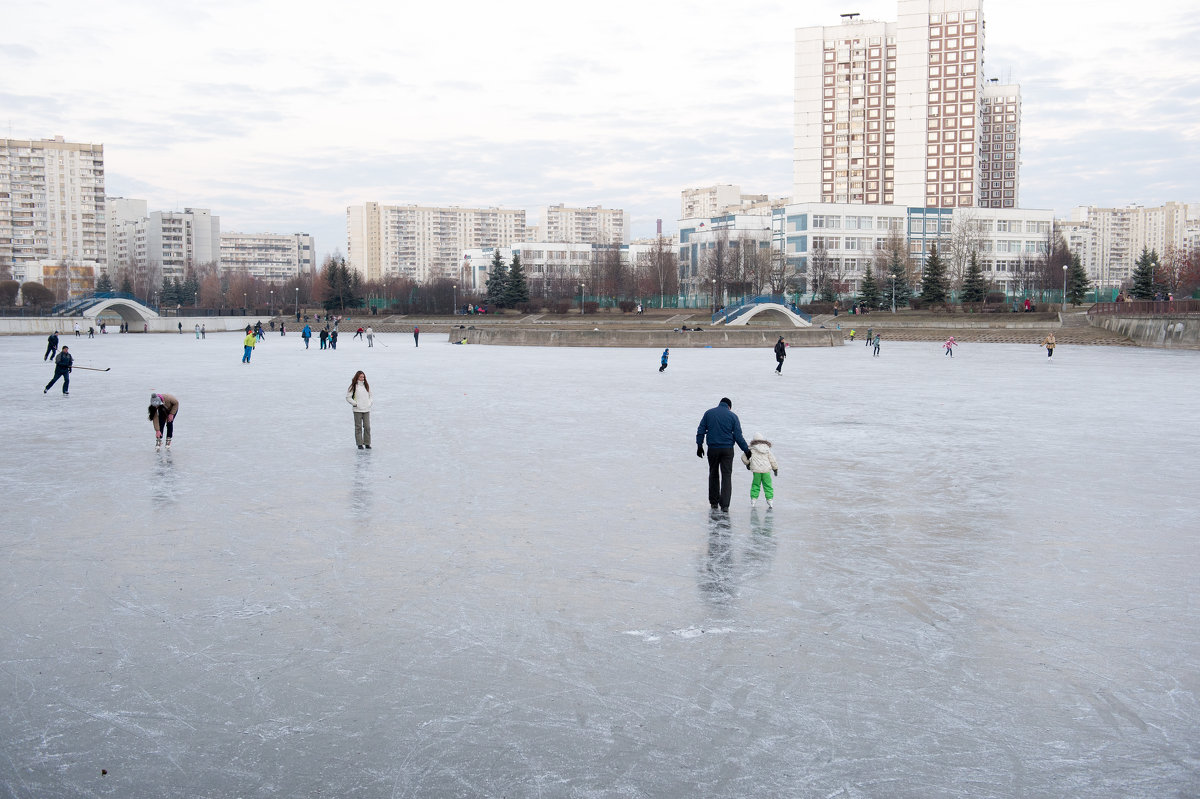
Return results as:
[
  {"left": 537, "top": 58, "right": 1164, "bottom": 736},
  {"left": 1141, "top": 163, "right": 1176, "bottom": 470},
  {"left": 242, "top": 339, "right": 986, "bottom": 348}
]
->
[
  {"left": 165, "top": 438, "right": 171, "bottom": 448},
  {"left": 155, "top": 438, "right": 162, "bottom": 449},
  {"left": 750, "top": 498, "right": 757, "bottom": 508},
  {"left": 766, "top": 498, "right": 773, "bottom": 509}
]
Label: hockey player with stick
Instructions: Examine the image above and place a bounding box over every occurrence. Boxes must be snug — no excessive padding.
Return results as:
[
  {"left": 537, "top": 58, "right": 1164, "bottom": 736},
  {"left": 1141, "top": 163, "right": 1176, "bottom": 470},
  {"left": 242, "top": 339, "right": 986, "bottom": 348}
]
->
[{"left": 44, "top": 347, "right": 72, "bottom": 395}]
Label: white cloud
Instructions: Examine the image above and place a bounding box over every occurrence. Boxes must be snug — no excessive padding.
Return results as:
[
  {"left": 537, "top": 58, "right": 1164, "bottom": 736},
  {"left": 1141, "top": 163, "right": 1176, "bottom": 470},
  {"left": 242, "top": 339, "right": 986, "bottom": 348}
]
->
[{"left": 4, "top": 0, "right": 1198, "bottom": 258}]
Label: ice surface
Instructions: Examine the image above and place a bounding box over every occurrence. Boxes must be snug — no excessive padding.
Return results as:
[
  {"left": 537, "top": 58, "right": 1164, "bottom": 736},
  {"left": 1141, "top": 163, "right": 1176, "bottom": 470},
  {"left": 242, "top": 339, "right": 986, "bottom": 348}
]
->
[{"left": 2, "top": 331, "right": 1198, "bottom": 797}]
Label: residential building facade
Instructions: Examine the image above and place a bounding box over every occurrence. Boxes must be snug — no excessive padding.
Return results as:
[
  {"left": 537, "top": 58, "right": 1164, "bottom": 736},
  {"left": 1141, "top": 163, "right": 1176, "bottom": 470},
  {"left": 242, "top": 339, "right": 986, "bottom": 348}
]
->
[
  {"left": 794, "top": 1, "right": 1018, "bottom": 210},
  {"left": 462, "top": 240, "right": 671, "bottom": 295},
  {"left": 347, "top": 203, "right": 526, "bottom": 283},
  {"left": 106, "top": 204, "right": 221, "bottom": 284},
  {"left": 1067, "top": 203, "right": 1200, "bottom": 290},
  {"left": 540, "top": 204, "right": 630, "bottom": 245},
  {"left": 1, "top": 136, "right": 106, "bottom": 283},
  {"left": 680, "top": 185, "right": 769, "bottom": 220},
  {"left": 220, "top": 232, "right": 316, "bottom": 280}
]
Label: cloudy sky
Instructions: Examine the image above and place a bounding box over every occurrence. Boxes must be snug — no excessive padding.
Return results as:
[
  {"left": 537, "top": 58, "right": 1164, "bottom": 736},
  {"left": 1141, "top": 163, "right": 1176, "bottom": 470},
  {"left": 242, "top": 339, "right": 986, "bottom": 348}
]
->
[{"left": 4, "top": 0, "right": 1197, "bottom": 259}]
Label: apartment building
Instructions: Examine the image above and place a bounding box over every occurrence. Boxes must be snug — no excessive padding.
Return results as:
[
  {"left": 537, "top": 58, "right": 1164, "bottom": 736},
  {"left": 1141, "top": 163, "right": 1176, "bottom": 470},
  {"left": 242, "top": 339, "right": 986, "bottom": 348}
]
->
[
  {"left": 220, "top": 232, "right": 315, "bottom": 280},
  {"left": 540, "top": 204, "right": 630, "bottom": 245},
  {"left": 978, "top": 81, "right": 1021, "bottom": 208},
  {"left": 1067, "top": 203, "right": 1200, "bottom": 289},
  {"left": 347, "top": 203, "right": 525, "bottom": 283},
  {"left": 794, "top": 0, "right": 1018, "bottom": 209},
  {"left": 1, "top": 136, "right": 106, "bottom": 283},
  {"left": 106, "top": 203, "right": 221, "bottom": 283},
  {"left": 680, "top": 185, "right": 770, "bottom": 219}
]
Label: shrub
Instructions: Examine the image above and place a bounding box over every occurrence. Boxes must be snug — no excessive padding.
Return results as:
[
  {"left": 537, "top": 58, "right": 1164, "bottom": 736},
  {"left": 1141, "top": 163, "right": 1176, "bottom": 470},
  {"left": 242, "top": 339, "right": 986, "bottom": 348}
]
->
[
  {"left": 583, "top": 301, "right": 600, "bottom": 315},
  {"left": 908, "top": 297, "right": 923, "bottom": 311},
  {"left": 985, "top": 292, "right": 1007, "bottom": 305},
  {"left": 549, "top": 300, "right": 571, "bottom": 315},
  {"left": 515, "top": 301, "right": 542, "bottom": 314},
  {"left": 618, "top": 300, "right": 636, "bottom": 313},
  {"left": 19, "top": 281, "right": 55, "bottom": 307},
  {"left": 0, "top": 279, "right": 19, "bottom": 305}
]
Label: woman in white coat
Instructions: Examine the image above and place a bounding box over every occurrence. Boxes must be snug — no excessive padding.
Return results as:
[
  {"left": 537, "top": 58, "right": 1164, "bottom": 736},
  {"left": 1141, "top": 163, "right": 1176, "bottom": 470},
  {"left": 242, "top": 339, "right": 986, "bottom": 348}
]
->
[{"left": 346, "top": 370, "right": 373, "bottom": 449}]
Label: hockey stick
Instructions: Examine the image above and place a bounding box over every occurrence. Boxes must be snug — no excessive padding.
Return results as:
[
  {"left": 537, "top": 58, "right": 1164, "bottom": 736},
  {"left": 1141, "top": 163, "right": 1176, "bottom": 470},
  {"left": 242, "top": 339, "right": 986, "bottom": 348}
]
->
[{"left": 71, "top": 366, "right": 111, "bottom": 371}]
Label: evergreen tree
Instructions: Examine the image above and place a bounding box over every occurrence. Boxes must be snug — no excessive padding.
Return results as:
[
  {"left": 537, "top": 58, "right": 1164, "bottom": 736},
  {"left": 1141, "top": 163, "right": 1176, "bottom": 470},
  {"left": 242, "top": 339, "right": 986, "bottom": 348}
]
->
[
  {"left": 505, "top": 252, "right": 529, "bottom": 307},
  {"left": 119, "top": 274, "right": 133, "bottom": 295},
  {"left": 95, "top": 273, "right": 113, "bottom": 293},
  {"left": 1065, "top": 253, "right": 1091, "bottom": 305},
  {"left": 161, "top": 277, "right": 180, "bottom": 306},
  {"left": 960, "top": 251, "right": 987, "bottom": 304},
  {"left": 1130, "top": 247, "right": 1157, "bottom": 300},
  {"left": 857, "top": 265, "right": 881, "bottom": 309},
  {"left": 919, "top": 242, "right": 949, "bottom": 305},
  {"left": 322, "top": 258, "right": 364, "bottom": 311},
  {"left": 884, "top": 248, "right": 912, "bottom": 309},
  {"left": 485, "top": 249, "right": 508, "bottom": 307},
  {"left": 182, "top": 271, "right": 200, "bottom": 305}
]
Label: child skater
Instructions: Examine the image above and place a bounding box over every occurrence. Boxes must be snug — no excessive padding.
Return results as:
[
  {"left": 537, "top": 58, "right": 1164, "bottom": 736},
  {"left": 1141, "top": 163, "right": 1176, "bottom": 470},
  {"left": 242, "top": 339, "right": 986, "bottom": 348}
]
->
[
  {"left": 744, "top": 431, "right": 780, "bottom": 509},
  {"left": 943, "top": 336, "right": 957, "bottom": 357}
]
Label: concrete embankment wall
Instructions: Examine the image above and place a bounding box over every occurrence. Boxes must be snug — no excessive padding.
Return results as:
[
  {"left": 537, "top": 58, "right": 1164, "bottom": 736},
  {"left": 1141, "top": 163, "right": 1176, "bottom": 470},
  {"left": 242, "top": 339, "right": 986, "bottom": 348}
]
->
[
  {"left": 0, "top": 317, "right": 254, "bottom": 335},
  {"left": 455, "top": 327, "right": 842, "bottom": 347},
  {"left": 1089, "top": 314, "right": 1200, "bottom": 348}
]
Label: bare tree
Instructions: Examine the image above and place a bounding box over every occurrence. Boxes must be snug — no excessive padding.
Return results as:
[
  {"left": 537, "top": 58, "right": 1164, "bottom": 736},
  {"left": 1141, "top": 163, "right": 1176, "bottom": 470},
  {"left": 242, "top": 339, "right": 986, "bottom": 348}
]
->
[
  {"left": 646, "top": 236, "right": 679, "bottom": 307},
  {"left": 767, "top": 250, "right": 791, "bottom": 295},
  {"left": 701, "top": 229, "right": 733, "bottom": 308},
  {"left": 947, "top": 212, "right": 986, "bottom": 292},
  {"left": 809, "top": 245, "right": 833, "bottom": 302}
]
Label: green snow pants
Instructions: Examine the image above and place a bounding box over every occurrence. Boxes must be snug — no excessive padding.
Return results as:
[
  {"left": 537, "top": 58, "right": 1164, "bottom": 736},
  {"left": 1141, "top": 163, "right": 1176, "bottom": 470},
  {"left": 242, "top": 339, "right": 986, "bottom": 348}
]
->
[{"left": 750, "top": 471, "right": 774, "bottom": 500}]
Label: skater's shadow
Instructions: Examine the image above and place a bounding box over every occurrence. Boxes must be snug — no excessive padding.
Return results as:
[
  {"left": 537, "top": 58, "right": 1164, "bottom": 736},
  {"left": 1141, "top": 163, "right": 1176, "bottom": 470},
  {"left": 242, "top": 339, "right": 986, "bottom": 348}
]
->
[
  {"left": 151, "top": 451, "right": 179, "bottom": 505},
  {"left": 698, "top": 512, "right": 735, "bottom": 609},
  {"left": 351, "top": 455, "right": 372, "bottom": 519},
  {"left": 744, "top": 508, "right": 778, "bottom": 578}
]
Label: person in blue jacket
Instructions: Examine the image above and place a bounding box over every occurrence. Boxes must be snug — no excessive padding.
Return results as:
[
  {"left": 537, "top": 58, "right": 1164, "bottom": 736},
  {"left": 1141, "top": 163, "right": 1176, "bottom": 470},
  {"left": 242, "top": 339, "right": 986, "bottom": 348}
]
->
[
  {"left": 696, "top": 397, "right": 751, "bottom": 512},
  {"left": 302, "top": 324, "right": 312, "bottom": 349},
  {"left": 659, "top": 348, "right": 669, "bottom": 372}
]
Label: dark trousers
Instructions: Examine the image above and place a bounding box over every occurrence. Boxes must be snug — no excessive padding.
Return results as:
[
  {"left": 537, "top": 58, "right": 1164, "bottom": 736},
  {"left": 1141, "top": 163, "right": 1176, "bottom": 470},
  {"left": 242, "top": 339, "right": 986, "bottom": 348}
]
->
[
  {"left": 156, "top": 409, "right": 174, "bottom": 438},
  {"left": 44, "top": 345, "right": 57, "bottom": 360},
  {"left": 776, "top": 355, "right": 784, "bottom": 373},
  {"left": 707, "top": 447, "right": 735, "bottom": 509},
  {"left": 659, "top": 363, "right": 667, "bottom": 372},
  {"left": 46, "top": 368, "right": 69, "bottom": 393},
  {"left": 414, "top": 333, "right": 419, "bottom": 347}
]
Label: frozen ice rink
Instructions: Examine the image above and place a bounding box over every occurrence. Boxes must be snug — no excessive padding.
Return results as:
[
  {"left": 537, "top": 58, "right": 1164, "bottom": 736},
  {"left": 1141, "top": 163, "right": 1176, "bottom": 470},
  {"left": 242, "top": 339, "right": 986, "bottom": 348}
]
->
[{"left": 2, "top": 330, "right": 1198, "bottom": 798}]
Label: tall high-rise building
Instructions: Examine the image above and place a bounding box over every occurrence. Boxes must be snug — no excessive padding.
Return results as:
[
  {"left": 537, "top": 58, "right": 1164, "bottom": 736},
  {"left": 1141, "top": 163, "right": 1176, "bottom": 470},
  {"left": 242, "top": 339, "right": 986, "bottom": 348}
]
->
[
  {"left": 794, "top": 1, "right": 1016, "bottom": 209},
  {"left": 0, "top": 136, "right": 106, "bottom": 279},
  {"left": 105, "top": 202, "right": 221, "bottom": 285},
  {"left": 347, "top": 203, "right": 526, "bottom": 283},
  {"left": 540, "top": 204, "right": 630, "bottom": 245},
  {"left": 1067, "top": 203, "right": 1200, "bottom": 290},
  {"left": 220, "top": 232, "right": 315, "bottom": 280}
]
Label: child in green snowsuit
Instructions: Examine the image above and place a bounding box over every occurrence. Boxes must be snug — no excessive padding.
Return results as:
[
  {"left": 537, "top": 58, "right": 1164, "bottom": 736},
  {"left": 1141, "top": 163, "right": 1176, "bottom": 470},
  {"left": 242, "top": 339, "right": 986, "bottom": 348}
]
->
[{"left": 743, "top": 432, "right": 780, "bottom": 509}]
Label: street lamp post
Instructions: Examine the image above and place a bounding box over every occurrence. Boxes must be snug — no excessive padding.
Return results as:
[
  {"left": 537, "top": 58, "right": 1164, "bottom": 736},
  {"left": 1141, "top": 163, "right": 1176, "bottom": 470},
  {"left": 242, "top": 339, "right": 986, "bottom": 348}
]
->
[
  {"left": 1062, "top": 264, "right": 1069, "bottom": 309},
  {"left": 580, "top": 283, "right": 586, "bottom": 315},
  {"left": 453, "top": 284, "right": 457, "bottom": 315},
  {"left": 891, "top": 274, "right": 896, "bottom": 313},
  {"left": 711, "top": 278, "right": 716, "bottom": 312},
  {"left": 295, "top": 287, "right": 299, "bottom": 317},
  {"left": 270, "top": 289, "right": 274, "bottom": 316}
]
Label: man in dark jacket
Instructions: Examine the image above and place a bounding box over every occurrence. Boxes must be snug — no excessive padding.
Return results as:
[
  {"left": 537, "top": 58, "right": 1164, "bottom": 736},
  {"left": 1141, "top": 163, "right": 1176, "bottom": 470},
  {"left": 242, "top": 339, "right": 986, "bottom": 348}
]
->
[
  {"left": 44, "top": 346, "right": 73, "bottom": 395},
  {"left": 44, "top": 331, "right": 59, "bottom": 361},
  {"left": 774, "top": 336, "right": 786, "bottom": 374},
  {"left": 696, "top": 397, "right": 751, "bottom": 512}
]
